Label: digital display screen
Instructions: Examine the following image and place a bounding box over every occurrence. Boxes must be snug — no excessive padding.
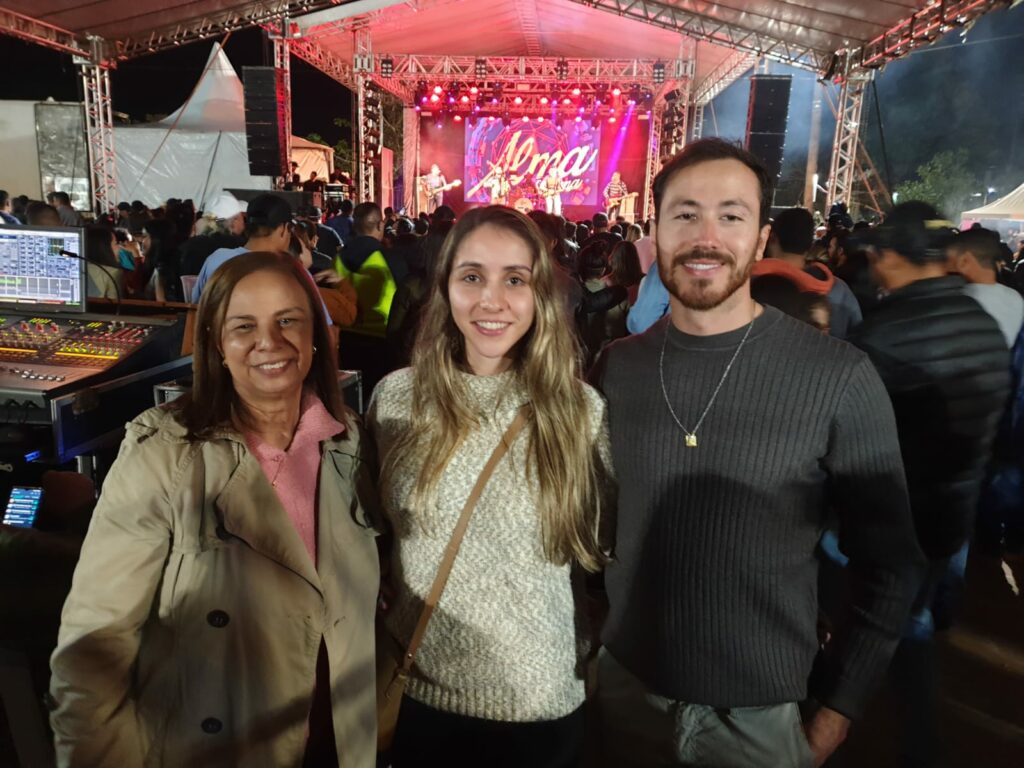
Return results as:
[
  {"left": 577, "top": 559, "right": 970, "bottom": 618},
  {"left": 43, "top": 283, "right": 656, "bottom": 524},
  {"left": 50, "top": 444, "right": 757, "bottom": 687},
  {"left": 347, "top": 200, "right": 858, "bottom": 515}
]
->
[
  {"left": 463, "top": 118, "right": 601, "bottom": 206},
  {"left": 3, "top": 486, "right": 42, "bottom": 528},
  {"left": 0, "top": 225, "right": 86, "bottom": 313}
]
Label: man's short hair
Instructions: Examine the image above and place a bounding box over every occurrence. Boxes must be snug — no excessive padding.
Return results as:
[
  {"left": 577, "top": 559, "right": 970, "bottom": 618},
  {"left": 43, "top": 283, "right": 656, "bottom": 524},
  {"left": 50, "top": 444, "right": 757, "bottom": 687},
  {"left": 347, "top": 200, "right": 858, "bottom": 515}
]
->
[
  {"left": 433, "top": 205, "right": 456, "bottom": 224},
  {"left": 353, "top": 202, "right": 383, "bottom": 236},
  {"left": 592, "top": 212, "right": 609, "bottom": 230},
  {"left": 25, "top": 202, "right": 60, "bottom": 226},
  {"left": 771, "top": 208, "right": 815, "bottom": 255},
  {"left": 950, "top": 227, "right": 1003, "bottom": 271},
  {"left": 53, "top": 191, "right": 72, "bottom": 206},
  {"left": 0, "top": 190, "right": 9, "bottom": 208},
  {"left": 245, "top": 194, "right": 293, "bottom": 238},
  {"left": 653, "top": 138, "right": 773, "bottom": 226},
  {"left": 340, "top": 199, "right": 354, "bottom": 215},
  {"left": 875, "top": 201, "right": 957, "bottom": 265}
]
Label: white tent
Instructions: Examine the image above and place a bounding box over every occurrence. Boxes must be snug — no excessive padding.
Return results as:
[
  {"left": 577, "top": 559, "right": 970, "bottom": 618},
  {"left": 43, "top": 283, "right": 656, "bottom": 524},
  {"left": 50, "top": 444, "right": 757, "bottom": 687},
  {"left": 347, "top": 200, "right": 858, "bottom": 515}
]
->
[
  {"left": 114, "top": 43, "right": 332, "bottom": 209},
  {"left": 962, "top": 181, "right": 1024, "bottom": 221}
]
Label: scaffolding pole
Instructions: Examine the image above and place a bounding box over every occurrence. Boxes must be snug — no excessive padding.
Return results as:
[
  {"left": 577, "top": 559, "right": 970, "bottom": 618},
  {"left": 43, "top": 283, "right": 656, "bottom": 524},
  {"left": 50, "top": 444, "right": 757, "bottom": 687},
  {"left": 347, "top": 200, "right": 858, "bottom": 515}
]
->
[
  {"left": 77, "top": 39, "right": 118, "bottom": 216},
  {"left": 402, "top": 106, "right": 420, "bottom": 215},
  {"left": 354, "top": 28, "right": 375, "bottom": 203},
  {"left": 643, "top": 102, "right": 665, "bottom": 221}
]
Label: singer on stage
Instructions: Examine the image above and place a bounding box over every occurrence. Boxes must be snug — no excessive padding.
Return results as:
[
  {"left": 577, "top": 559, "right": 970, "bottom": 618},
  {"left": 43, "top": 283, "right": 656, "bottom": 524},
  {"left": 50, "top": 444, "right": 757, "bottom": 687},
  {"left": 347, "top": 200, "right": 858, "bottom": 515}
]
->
[{"left": 423, "top": 164, "right": 448, "bottom": 214}]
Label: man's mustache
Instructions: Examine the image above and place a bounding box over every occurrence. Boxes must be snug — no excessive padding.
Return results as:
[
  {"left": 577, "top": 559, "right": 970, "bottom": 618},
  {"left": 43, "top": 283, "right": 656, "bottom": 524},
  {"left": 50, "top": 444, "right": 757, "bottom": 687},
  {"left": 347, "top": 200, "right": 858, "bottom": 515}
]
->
[{"left": 670, "top": 248, "right": 735, "bottom": 269}]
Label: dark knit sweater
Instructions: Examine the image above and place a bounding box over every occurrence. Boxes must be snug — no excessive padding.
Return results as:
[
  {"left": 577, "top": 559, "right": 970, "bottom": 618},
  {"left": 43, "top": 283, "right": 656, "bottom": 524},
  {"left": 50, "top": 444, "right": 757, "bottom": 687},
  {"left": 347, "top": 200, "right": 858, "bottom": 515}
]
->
[{"left": 590, "top": 306, "right": 924, "bottom": 719}]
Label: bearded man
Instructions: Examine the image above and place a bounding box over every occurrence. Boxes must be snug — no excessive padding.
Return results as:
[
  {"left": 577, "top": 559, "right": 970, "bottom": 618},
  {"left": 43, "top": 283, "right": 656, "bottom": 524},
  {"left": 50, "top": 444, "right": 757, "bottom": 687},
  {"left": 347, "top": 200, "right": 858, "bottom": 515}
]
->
[{"left": 589, "top": 138, "right": 924, "bottom": 768}]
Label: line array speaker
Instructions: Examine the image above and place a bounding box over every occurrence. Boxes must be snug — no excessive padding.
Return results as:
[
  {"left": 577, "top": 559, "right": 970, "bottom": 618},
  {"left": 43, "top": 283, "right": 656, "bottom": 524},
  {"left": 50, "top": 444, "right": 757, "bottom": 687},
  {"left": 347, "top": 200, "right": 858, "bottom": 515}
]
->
[
  {"left": 745, "top": 74, "right": 792, "bottom": 181},
  {"left": 243, "top": 66, "right": 289, "bottom": 177}
]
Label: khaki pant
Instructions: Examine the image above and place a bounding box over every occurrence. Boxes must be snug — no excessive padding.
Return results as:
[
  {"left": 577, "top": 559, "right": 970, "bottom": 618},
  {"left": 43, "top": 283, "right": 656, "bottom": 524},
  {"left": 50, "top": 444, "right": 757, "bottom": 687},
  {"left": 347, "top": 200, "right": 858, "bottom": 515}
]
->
[{"left": 593, "top": 648, "right": 815, "bottom": 768}]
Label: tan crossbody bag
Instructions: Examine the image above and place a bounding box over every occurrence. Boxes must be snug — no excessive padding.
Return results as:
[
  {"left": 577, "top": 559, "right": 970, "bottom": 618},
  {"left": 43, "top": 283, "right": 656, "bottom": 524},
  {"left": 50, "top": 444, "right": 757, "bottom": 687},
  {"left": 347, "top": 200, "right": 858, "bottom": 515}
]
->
[{"left": 376, "top": 405, "right": 530, "bottom": 751}]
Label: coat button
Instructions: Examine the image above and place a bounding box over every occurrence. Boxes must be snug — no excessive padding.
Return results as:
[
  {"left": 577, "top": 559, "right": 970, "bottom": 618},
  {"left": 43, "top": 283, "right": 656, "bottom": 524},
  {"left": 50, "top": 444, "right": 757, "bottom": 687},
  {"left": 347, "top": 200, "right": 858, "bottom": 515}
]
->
[
  {"left": 201, "top": 717, "right": 222, "bottom": 734},
  {"left": 207, "top": 610, "right": 230, "bottom": 628}
]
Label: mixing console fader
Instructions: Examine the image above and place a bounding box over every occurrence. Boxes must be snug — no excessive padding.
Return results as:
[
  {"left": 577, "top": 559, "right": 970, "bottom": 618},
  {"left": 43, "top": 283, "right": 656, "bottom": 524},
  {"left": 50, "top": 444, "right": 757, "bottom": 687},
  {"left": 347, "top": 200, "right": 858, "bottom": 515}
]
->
[{"left": 0, "top": 314, "right": 179, "bottom": 406}]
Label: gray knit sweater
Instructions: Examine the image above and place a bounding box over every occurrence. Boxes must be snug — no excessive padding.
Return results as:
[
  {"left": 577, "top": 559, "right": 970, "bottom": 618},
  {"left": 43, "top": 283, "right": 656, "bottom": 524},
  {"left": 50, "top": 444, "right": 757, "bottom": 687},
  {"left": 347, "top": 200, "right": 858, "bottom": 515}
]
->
[
  {"left": 591, "top": 307, "right": 925, "bottom": 719},
  {"left": 368, "top": 367, "right": 612, "bottom": 721}
]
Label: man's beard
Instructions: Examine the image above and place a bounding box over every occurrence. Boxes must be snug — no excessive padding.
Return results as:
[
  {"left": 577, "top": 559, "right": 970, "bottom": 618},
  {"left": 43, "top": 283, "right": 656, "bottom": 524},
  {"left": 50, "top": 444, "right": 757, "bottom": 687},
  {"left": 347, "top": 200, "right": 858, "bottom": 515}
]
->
[{"left": 658, "top": 246, "right": 756, "bottom": 311}]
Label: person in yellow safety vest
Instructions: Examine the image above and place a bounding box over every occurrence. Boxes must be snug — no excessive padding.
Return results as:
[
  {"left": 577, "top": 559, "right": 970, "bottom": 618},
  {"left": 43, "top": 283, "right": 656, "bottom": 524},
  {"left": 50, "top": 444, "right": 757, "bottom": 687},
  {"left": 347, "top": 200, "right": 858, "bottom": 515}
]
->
[{"left": 335, "top": 202, "right": 408, "bottom": 337}]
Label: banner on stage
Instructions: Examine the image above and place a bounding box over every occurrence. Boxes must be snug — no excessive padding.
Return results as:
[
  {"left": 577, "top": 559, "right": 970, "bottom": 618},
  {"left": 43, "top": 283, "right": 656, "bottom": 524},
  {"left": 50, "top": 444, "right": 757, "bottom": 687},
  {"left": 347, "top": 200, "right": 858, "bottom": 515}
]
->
[{"left": 464, "top": 119, "right": 601, "bottom": 206}]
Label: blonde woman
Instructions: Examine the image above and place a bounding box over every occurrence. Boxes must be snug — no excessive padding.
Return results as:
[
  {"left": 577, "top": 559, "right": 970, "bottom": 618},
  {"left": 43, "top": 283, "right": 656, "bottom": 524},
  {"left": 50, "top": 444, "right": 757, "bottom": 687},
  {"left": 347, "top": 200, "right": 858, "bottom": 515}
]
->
[{"left": 368, "top": 206, "right": 614, "bottom": 767}]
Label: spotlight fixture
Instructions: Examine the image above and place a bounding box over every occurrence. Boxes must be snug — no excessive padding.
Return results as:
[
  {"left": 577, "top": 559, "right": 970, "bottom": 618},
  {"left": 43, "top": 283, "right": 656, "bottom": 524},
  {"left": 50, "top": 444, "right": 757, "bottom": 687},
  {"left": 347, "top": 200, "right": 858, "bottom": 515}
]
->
[
  {"left": 475, "top": 58, "right": 487, "bottom": 78},
  {"left": 537, "top": 116, "right": 545, "bottom": 122},
  {"left": 461, "top": 95, "right": 470, "bottom": 104},
  {"left": 571, "top": 86, "right": 581, "bottom": 96},
  {"left": 380, "top": 57, "right": 394, "bottom": 77},
  {"left": 522, "top": 116, "right": 530, "bottom": 123},
  {"left": 540, "top": 96, "right": 549, "bottom": 105},
  {"left": 453, "top": 114, "right": 463, "bottom": 122},
  {"left": 469, "top": 85, "right": 479, "bottom": 95},
  {"left": 514, "top": 96, "right": 523, "bottom": 105},
  {"left": 608, "top": 115, "right": 617, "bottom": 123},
  {"left": 556, "top": 58, "right": 570, "bottom": 81},
  {"left": 430, "top": 93, "right": 440, "bottom": 103},
  {"left": 653, "top": 61, "right": 665, "bottom": 84},
  {"left": 611, "top": 86, "right": 622, "bottom": 97},
  {"left": 433, "top": 84, "right": 443, "bottom": 95},
  {"left": 562, "top": 97, "right": 572, "bottom": 105}
]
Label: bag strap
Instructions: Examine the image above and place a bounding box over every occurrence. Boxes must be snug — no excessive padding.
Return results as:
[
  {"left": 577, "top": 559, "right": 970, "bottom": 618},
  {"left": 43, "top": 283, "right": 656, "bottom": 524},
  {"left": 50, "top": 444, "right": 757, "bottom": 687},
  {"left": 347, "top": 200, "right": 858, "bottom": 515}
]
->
[{"left": 397, "top": 404, "right": 530, "bottom": 678}]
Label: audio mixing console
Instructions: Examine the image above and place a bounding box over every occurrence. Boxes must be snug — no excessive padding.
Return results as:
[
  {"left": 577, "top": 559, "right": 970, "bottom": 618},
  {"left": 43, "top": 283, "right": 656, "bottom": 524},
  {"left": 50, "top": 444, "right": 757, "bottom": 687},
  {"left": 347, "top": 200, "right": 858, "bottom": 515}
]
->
[{"left": 0, "top": 315, "right": 163, "bottom": 399}]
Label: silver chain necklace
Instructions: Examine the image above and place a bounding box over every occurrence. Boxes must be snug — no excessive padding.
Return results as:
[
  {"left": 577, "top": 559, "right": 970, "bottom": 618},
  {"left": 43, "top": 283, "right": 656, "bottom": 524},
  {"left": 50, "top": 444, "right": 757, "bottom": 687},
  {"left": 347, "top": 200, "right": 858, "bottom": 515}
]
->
[{"left": 658, "top": 311, "right": 756, "bottom": 448}]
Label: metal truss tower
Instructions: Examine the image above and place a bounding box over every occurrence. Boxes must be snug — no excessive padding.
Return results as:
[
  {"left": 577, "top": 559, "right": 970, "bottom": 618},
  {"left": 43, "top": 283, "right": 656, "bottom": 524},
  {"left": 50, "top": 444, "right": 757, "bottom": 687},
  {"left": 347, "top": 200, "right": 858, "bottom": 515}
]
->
[
  {"left": 77, "top": 39, "right": 118, "bottom": 215},
  {"left": 271, "top": 24, "right": 294, "bottom": 180},
  {"left": 825, "top": 55, "right": 873, "bottom": 212}
]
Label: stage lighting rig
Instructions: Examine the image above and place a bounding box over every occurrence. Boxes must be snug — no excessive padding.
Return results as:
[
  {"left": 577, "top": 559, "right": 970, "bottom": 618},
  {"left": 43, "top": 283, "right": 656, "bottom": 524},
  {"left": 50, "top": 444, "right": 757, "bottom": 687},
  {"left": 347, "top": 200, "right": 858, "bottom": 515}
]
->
[
  {"left": 380, "top": 58, "right": 394, "bottom": 78},
  {"left": 653, "top": 61, "right": 665, "bottom": 84},
  {"left": 594, "top": 83, "right": 608, "bottom": 104},
  {"left": 475, "top": 58, "right": 487, "bottom": 79},
  {"left": 556, "top": 59, "right": 570, "bottom": 81}
]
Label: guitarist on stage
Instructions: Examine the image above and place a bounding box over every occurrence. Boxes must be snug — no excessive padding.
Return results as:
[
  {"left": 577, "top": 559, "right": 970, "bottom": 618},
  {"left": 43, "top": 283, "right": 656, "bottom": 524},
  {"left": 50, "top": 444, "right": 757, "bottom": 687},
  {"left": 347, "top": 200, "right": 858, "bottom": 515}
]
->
[
  {"left": 423, "top": 164, "right": 460, "bottom": 214},
  {"left": 539, "top": 167, "right": 566, "bottom": 216},
  {"left": 603, "top": 171, "right": 628, "bottom": 219}
]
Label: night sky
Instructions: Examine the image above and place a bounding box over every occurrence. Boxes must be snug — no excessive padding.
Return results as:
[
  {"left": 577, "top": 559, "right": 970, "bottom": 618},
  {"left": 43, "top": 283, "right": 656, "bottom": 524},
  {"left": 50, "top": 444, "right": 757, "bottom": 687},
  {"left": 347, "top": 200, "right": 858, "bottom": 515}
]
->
[{"left": 1, "top": 4, "right": 1021, "bottom": 198}]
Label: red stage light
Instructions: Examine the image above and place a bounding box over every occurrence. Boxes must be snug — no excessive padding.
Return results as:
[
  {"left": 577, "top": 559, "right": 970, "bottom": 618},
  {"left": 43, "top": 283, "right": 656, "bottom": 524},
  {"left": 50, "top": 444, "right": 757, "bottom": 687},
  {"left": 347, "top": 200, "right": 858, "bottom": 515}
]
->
[
  {"left": 612, "top": 87, "right": 622, "bottom": 96},
  {"left": 522, "top": 116, "right": 530, "bottom": 122},
  {"left": 572, "top": 87, "right": 581, "bottom": 96},
  {"left": 430, "top": 94, "right": 440, "bottom": 102},
  {"left": 574, "top": 115, "right": 582, "bottom": 123},
  {"left": 461, "top": 95, "right": 470, "bottom": 103},
  {"left": 488, "top": 116, "right": 496, "bottom": 122},
  {"left": 470, "top": 86, "right": 479, "bottom": 95},
  {"left": 609, "top": 116, "right": 617, "bottom": 123},
  {"left": 454, "top": 115, "right": 463, "bottom": 122},
  {"left": 514, "top": 96, "right": 523, "bottom": 105},
  {"left": 433, "top": 85, "right": 443, "bottom": 94},
  {"left": 540, "top": 96, "right": 549, "bottom": 105},
  {"left": 562, "top": 97, "right": 572, "bottom": 105},
  {"left": 537, "top": 116, "right": 545, "bottom": 122}
]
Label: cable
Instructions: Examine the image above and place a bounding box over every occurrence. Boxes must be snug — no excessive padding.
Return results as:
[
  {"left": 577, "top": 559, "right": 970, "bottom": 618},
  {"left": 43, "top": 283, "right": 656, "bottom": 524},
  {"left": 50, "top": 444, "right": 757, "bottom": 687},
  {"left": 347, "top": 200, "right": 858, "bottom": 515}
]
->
[
  {"left": 60, "top": 250, "right": 122, "bottom": 315},
  {"left": 870, "top": 80, "right": 894, "bottom": 203}
]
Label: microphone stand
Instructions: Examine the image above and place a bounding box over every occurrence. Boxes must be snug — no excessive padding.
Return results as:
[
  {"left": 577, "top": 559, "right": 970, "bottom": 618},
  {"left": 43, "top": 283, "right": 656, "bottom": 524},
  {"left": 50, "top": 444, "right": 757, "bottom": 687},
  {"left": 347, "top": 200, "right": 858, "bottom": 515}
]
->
[{"left": 60, "top": 249, "right": 122, "bottom": 315}]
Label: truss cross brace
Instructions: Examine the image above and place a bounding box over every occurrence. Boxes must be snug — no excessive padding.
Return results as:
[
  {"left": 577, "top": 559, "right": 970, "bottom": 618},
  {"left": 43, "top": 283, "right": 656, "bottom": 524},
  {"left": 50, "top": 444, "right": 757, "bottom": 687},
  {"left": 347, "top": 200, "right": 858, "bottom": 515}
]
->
[
  {"left": 78, "top": 42, "right": 118, "bottom": 215},
  {"left": 825, "top": 63, "right": 872, "bottom": 212}
]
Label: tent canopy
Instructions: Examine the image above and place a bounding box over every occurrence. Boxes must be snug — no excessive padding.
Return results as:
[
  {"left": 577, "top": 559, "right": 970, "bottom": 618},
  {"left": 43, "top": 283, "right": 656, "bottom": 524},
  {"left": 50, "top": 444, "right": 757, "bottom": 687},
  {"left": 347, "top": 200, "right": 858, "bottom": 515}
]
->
[
  {"left": 10, "top": 1, "right": 956, "bottom": 85},
  {"left": 962, "top": 181, "right": 1024, "bottom": 221},
  {"left": 115, "top": 42, "right": 331, "bottom": 207}
]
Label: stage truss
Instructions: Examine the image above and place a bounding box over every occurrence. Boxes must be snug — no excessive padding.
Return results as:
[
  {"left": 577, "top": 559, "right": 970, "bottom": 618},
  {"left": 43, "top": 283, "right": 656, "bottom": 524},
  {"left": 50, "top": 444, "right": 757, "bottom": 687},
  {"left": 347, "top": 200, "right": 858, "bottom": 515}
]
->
[{"left": 1, "top": 0, "right": 1008, "bottom": 214}]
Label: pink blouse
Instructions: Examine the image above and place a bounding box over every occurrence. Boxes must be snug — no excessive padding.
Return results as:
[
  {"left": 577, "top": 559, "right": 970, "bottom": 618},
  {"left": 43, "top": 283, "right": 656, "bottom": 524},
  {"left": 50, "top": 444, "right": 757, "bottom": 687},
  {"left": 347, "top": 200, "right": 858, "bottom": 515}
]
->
[{"left": 244, "top": 391, "right": 346, "bottom": 566}]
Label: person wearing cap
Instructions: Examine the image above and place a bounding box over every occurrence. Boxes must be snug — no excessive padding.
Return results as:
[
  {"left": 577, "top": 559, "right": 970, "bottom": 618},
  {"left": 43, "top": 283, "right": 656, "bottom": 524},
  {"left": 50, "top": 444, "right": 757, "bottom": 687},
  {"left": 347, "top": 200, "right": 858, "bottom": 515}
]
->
[
  {"left": 192, "top": 194, "right": 295, "bottom": 302},
  {"left": 178, "top": 193, "right": 247, "bottom": 277},
  {"left": 848, "top": 201, "right": 1011, "bottom": 767},
  {"left": 300, "top": 205, "right": 343, "bottom": 261}
]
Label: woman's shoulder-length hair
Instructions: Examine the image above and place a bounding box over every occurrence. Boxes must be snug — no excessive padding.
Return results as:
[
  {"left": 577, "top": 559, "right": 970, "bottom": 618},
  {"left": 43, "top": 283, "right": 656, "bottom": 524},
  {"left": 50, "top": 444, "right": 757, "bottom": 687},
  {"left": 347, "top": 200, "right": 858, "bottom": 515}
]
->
[{"left": 172, "top": 250, "right": 346, "bottom": 440}]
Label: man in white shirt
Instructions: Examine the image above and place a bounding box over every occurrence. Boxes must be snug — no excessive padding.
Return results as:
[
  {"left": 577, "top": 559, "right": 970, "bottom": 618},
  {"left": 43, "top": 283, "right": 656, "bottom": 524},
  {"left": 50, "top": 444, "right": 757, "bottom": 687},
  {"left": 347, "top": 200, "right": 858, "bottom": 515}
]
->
[{"left": 948, "top": 227, "right": 1024, "bottom": 348}]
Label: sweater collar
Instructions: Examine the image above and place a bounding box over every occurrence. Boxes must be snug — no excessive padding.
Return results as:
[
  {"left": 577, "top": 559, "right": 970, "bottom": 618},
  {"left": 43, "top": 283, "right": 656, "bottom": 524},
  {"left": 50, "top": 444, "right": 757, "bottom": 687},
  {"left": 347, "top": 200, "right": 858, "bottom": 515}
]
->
[
  {"left": 663, "top": 304, "right": 783, "bottom": 352},
  {"left": 456, "top": 367, "right": 529, "bottom": 415},
  {"left": 882, "top": 274, "right": 965, "bottom": 303}
]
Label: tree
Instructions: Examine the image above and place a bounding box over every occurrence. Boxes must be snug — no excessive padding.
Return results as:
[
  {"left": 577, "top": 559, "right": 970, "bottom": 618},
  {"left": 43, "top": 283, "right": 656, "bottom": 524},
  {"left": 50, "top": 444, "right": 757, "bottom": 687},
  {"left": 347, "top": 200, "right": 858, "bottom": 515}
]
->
[
  {"left": 305, "top": 116, "right": 355, "bottom": 176},
  {"left": 893, "top": 149, "right": 981, "bottom": 218}
]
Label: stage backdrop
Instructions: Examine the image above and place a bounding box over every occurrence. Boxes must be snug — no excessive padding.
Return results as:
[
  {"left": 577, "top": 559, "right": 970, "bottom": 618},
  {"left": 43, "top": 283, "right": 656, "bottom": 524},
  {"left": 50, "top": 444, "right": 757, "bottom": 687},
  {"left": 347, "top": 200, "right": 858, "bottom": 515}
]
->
[{"left": 418, "top": 112, "right": 649, "bottom": 221}]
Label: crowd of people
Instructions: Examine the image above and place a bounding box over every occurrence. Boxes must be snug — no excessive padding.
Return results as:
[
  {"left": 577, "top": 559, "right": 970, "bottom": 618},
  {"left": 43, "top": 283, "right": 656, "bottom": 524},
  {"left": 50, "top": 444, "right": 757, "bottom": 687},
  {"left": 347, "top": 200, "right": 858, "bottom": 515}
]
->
[{"left": 4, "top": 136, "right": 1024, "bottom": 768}]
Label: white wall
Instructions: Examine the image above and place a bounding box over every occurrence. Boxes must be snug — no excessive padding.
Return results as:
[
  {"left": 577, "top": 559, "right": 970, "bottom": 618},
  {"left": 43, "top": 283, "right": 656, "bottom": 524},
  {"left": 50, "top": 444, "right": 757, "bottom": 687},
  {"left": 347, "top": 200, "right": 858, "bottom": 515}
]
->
[{"left": 0, "top": 101, "right": 43, "bottom": 199}]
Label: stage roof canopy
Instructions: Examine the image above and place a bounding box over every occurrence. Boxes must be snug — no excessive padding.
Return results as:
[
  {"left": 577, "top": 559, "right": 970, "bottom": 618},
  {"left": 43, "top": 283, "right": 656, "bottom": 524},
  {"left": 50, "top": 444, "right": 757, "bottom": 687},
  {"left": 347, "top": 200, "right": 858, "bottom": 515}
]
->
[
  {"left": 3, "top": 1, "right": 1006, "bottom": 92},
  {"left": 963, "top": 181, "right": 1024, "bottom": 221}
]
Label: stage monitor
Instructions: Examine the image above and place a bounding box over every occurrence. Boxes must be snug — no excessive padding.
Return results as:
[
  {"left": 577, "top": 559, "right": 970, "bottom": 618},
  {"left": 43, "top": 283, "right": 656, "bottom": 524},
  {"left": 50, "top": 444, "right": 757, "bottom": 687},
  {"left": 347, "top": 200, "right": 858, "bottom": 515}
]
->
[{"left": 0, "top": 225, "right": 87, "bottom": 313}]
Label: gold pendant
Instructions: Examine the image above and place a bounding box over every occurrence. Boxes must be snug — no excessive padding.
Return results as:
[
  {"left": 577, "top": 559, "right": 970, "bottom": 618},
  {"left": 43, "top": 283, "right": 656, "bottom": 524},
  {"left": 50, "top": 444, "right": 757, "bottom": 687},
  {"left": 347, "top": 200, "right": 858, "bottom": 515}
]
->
[{"left": 685, "top": 434, "right": 698, "bottom": 448}]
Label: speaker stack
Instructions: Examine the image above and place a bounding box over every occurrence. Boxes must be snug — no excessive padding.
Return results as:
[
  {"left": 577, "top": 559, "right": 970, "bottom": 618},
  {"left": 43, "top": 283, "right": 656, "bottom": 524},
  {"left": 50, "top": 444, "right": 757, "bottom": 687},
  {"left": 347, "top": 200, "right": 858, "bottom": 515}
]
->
[
  {"left": 745, "top": 75, "right": 792, "bottom": 182},
  {"left": 242, "top": 66, "right": 289, "bottom": 177}
]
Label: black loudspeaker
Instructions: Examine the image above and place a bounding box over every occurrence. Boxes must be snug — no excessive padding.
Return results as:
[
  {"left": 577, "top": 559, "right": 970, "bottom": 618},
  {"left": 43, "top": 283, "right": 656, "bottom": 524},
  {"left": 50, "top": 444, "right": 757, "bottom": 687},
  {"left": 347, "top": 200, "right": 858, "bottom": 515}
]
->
[
  {"left": 745, "top": 75, "right": 792, "bottom": 180},
  {"left": 243, "top": 67, "right": 289, "bottom": 177}
]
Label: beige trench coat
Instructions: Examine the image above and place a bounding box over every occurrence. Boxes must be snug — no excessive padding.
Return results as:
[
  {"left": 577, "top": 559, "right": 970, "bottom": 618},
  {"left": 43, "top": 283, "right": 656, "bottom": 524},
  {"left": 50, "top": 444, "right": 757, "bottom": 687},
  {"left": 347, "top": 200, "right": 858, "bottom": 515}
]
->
[{"left": 49, "top": 405, "right": 379, "bottom": 767}]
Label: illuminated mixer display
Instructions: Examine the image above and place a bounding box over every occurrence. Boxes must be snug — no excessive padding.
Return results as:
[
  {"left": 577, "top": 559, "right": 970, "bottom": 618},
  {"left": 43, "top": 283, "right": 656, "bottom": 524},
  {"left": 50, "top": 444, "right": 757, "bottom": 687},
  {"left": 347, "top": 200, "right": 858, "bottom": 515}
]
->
[{"left": 0, "top": 316, "right": 154, "bottom": 386}]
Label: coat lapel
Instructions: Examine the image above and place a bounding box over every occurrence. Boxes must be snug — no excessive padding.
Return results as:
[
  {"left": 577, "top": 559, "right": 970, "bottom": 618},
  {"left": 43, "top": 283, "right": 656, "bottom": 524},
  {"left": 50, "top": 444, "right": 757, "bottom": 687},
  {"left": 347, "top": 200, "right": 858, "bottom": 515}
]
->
[{"left": 214, "top": 449, "right": 323, "bottom": 597}]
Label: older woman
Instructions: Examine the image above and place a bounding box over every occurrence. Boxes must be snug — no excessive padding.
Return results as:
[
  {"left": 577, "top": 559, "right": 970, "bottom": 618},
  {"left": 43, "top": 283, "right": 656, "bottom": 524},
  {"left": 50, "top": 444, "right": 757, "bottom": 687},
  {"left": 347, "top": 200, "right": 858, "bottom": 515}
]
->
[{"left": 49, "top": 251, "right": 379, "bottom": 767}]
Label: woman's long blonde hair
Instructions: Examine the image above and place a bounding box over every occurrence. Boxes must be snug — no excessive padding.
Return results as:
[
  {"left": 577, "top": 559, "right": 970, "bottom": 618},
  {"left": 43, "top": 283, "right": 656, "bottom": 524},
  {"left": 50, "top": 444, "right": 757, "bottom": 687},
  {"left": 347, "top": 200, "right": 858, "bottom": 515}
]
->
[{"left": 381, "top": 206, "right": 606, "bottom": 571}]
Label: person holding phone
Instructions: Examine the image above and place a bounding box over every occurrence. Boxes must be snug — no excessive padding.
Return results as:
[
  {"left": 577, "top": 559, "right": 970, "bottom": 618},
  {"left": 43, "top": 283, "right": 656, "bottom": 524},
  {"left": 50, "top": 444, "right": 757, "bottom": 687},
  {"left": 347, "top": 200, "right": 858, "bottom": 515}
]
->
[
  {"left": 49, "top": 251, "right": 379, "bottom": 767},
  {"left": 368, "top": 206, "right": 614, "bottom": 767}
]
